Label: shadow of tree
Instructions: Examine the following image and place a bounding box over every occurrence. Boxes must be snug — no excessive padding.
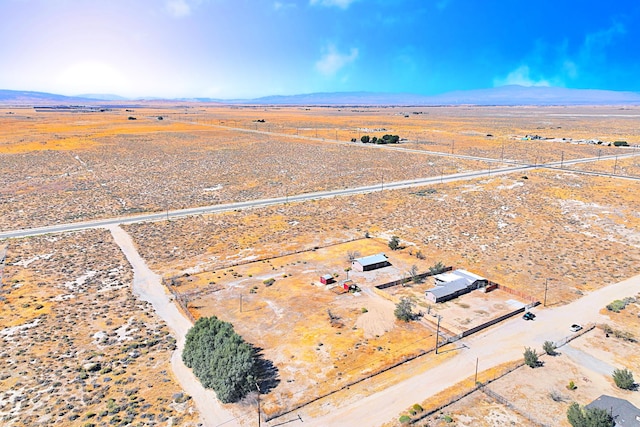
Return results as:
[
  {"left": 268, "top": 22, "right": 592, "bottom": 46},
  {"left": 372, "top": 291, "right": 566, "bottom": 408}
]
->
[{"left": 253, "top": 346, "right": 280, "bottom": 394}]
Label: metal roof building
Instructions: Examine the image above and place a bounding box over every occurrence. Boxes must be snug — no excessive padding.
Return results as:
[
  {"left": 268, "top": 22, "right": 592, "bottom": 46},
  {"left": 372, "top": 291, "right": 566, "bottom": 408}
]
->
[
  {"left": 427, "top": 269, "right": 488, "bottom": 303},
  {"left": 586, "top": 395, "right": 640, "bottom": 426},
  {"left": 352, "top": 253, "right": 391, "bottom": 272}
]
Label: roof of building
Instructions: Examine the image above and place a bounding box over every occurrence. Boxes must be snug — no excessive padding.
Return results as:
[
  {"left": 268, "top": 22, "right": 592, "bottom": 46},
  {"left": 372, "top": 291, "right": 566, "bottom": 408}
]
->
[
  {"left": 435, "top": 269, "right": 486, "bottom": 285},
  {"left": 353, "top": 253, "right": 388, "bottom": 266},
  {"left": 586, "top": 395, "right": 640, "bottom": 426},
  {"left": 321, "top": 274, "right": 333, "bottom": 280},
  {"left": 427, "top": 280, "right": 469, "bottom": 298}
]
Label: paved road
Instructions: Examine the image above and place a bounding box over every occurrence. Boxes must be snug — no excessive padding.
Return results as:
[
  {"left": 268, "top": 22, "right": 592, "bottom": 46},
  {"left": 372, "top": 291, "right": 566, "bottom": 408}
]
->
[
  {"left": 3, "top": 149, "right": 640, "bottom": 240},
  {"left": 0, "top": 164, "right": 533, "bottom": 239}
]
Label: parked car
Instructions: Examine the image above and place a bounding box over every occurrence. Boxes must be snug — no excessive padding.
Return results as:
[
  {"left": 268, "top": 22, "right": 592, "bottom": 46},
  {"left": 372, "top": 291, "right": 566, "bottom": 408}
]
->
[
  {"left": 522, "top": 311, "right": 535, "bottom": 320},
  {"left": 570, "top": 324, "right": 582, "bottom": 332}
]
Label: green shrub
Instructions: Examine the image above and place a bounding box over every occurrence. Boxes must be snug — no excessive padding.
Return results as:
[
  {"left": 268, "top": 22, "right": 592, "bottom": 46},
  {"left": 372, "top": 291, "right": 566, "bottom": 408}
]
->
[
  {"left": 524, "top": 347, "right": 539, "bottom": 368},
  {"left": 263, "top": 278, "right": 275, "bottom": 286},
  {"left": 613, "top": 140, "right": 629, "bottom": 146},
  {"left": 606, "top": 299, "right": 627, "bottom": 312},
  {"left": 388, "top": 235, "right": 401, "bottom": 250},
  {"left": 399, "top": 415, "right": 411, "bottom": 424},
  {"left": 612, "top": 367, "right": 635, "bottom": 390},
  {"left": 361, "top": 307, "right": 368, "bottom": 313},
  {"left": 543, "top": 340, "right": 557, "bottom": 355},
  {"left": 412, "top": 403, "right": 424, "bottom": 412},
  {"left": 566, "top": 380, "right": 576, "bottom": 390}
]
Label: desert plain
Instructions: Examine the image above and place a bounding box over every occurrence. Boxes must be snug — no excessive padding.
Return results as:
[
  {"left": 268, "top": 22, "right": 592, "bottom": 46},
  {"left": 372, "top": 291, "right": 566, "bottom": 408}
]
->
[{"left": 1, "top": 103, "right": 639, "bottom": 426}]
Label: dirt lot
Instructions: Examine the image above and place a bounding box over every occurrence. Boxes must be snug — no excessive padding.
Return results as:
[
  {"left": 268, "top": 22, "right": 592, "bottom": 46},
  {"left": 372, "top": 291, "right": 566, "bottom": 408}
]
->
[
  {"left": 0, "top": 230, "right": 199, "bottom": 426},
  {"left": 170, "top": 238, "right": 440, "bottom": 418}
]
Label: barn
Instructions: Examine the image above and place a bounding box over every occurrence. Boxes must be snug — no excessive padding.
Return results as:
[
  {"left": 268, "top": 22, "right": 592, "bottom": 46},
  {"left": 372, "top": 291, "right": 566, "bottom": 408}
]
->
[{"left": 352, "top": 253, "right": 391, "bottom": 272}]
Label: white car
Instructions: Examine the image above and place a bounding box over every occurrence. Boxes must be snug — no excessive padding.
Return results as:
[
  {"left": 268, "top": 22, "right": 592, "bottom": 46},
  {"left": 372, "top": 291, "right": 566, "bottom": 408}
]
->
[{"left": 570, "top": 324, "right": 582, "bottom": 332}]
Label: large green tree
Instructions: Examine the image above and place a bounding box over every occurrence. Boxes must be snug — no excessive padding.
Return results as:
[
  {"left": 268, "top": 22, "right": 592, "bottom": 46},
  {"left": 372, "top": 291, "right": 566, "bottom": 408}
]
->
[
  {"left": 567, "top": 402, "right": 613, "bottom": 427},
  {"left": 395, "top": 297, "right": 414, "bottom": 322},
  {"left": 183, "top": 316, "right": 257, "bottom": 403}
]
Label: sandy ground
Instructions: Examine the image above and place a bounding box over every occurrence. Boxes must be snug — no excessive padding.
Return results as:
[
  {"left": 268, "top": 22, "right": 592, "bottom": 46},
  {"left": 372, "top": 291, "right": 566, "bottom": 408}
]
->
[
  {"left": 107, "top": 225, "right": 239, "bottom": 427},
  {"left": 292, "top": 273, "right": 640, "bottom": 427}
]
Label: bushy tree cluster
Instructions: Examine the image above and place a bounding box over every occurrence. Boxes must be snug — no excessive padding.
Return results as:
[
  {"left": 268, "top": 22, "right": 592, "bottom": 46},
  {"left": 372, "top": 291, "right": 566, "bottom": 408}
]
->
[
  {"left": 567, "top": 402, "right": 613, "bottom": 427},
  {"left": 182, "top": 316, "right": 257, "bottom": 403},
  {"left": 360, "top": 134, "right": 400, "bottom": 144}
]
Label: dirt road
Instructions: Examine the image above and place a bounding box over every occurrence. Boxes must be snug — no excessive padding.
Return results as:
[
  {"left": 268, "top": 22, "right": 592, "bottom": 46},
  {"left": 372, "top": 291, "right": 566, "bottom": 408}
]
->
[
  {"left": 108, "top": 225, "right": 239, "bottom": 427},
  {"left": 297, "top": 273, "right": 640, "bottom": 426}
]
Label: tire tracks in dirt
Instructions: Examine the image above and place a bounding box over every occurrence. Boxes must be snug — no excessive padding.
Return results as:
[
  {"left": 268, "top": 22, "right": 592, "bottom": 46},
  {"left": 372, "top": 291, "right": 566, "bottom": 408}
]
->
[{"left": 108, "top": 224, "right": 240, "bottom": 427}]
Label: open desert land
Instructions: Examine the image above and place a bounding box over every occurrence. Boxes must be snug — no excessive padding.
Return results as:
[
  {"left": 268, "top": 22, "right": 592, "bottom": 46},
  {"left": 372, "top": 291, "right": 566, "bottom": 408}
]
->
[
  {"left": 1, "top": 104, "right": 640, "bottom": 426},
  {"left": 2, "top": 105, "right": 639, "bottom": 232},
  {"left": 0, "top": 229, "right": 199, "bottom": 426}
]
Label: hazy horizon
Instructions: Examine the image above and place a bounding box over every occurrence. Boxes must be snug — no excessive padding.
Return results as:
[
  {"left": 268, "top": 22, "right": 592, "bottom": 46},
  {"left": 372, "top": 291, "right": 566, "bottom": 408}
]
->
[{"left": 2, "top": 0, "right": 639, "bottom": 99}]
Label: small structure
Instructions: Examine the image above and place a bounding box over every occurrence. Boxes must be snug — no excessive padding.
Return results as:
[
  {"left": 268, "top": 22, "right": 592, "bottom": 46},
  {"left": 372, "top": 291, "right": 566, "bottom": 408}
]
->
[
  {"left": 341, "top": 280, "right": 354, "bottom": 291},
  {"left": 426, "top": 269, "right": 488, "bottom": 303},
  {"left": 586, "top": 395, "right": 640, "bottom": 426},
  {"left": 320, "top": 274, "right": 335, "bottom": 285},
  {"left": 352, "top": 253, "right": 391, "bottom": 272}
]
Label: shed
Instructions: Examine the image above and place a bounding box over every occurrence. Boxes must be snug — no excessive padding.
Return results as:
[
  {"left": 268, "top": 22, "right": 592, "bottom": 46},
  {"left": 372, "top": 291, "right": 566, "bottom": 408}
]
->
[
  {"left": 320, "top": 274, "right": 335, "bottom": 285},
  {"left": 341, "top": 280, "right": 354, "bottom": 290},
  {"left": 352, "top": 253, "right": 391, "bottom": 272},
  {"left": 586, "top": 395, "right": 640, "bottom": 426}
]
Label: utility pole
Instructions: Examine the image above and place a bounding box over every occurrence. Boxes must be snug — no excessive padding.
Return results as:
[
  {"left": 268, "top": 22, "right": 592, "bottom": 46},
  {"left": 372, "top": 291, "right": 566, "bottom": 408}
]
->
[
  {"left": 501, "top": 140, "right": 505, "bottom": 160},
  {"left": 543, "top": 278, "right": 550, "bottom": 307},
  {"left": 474, "top": 357, "right": 479, "bottom": 384},
  {"left": 560, "top": 151, "right": 564, "bottom": 168},
  {"left": 240, "top": 295, "right": 243, "bottom": 313},
  {"left": 613, "top": 156, "right": 618, "bottom": 175},
  {"left": 435, "top": 315, "right": 442, "bottom": 354},
  {"left": 256, "top": 382, "right": 261, "bottom": 427}
]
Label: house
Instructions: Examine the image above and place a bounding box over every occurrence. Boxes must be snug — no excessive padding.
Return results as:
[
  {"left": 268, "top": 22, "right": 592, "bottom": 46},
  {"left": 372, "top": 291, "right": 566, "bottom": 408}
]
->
[
  {"left": 434, "top": 269, "right": 488, "bottom": 289},
  {"left": 586, "top": 395, "right": 640, "bottom": 426},
  {"left": 352, "top": 253, "right": 391, "bottom": 272},
  {"left": 426, "top": 269, "right": 488, "bottom": 303},
  {"left": 320, "top": 274, "right": 335, "bottom": 285}
]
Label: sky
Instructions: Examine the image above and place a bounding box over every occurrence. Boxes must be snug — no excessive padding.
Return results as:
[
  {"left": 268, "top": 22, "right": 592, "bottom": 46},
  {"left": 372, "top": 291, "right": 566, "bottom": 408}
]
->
[{"left": 1, "top": 0, "right": 639, "bottom": 99}]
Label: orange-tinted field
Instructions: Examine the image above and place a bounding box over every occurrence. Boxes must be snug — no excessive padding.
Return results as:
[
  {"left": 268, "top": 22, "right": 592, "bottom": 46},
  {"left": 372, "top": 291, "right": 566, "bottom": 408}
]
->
[{"left": 2, "top": 105, "right": 638, "bottom": 231}]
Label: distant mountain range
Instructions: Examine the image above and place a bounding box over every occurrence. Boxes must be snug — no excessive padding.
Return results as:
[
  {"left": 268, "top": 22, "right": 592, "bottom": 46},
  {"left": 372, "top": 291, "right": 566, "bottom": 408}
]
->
[{"left": 2, "top": 86, "right": 640, "bottom": 106}]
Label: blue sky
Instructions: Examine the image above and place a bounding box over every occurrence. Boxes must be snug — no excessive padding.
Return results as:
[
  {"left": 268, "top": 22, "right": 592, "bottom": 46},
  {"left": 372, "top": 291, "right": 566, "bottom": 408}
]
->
[{"left": 1, "top": 0, "right": 638, "bottom": 98}]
